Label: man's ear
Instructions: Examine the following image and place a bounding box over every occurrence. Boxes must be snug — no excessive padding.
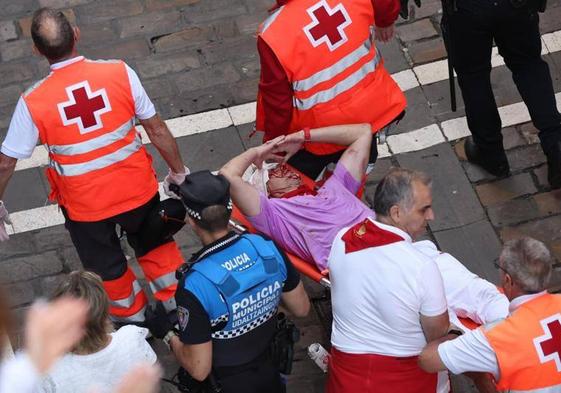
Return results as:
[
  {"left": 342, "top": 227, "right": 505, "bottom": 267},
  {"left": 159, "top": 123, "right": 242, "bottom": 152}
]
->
[
  {"left": 389, "top": 204, "right": 401, "bottom": 224},
  {"left": 73, "top": 26, "right": 80, "bottom": 44},
  {"left": 32, "top": 44, "right": 41, "bottom": 57}
]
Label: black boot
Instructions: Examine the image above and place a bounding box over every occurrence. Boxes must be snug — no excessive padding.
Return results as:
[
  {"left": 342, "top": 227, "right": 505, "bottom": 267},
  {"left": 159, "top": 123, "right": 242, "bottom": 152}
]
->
[
  {"left": 464, "top": 136, "right": 510, "bottom": 177},
  {"left": 546, "top": 141, "right": 561, "bottom": 189}
]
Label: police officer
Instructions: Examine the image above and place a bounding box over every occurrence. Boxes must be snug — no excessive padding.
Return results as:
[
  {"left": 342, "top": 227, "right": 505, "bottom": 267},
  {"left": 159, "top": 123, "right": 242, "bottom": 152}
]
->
[
  {"left": 441, "top": 0, "right": 561, "bottom": 188},
  {"left": 148, "top": 171, "right": 310, "bottom": 393}
]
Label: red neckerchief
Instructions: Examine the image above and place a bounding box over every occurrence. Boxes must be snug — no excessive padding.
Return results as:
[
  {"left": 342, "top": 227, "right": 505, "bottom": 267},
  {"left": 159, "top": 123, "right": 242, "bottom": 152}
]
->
[
  {"left": 341, "top": 219, "right": 404, "bottom": 254},
  {"left": 280, "top": 184, "right": 318, "bottom": 198}
]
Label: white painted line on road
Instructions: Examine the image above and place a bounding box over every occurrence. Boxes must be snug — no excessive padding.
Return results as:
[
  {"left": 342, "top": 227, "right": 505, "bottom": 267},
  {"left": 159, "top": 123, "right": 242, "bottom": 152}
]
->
[
  {"left": 228, "top": 102, "right": 257, "bottom": 126},
  {"left": 392, "top": 69, "right": 419, "bottom": 91},
  {"left": 387, "top": 124, "right": 445, "bottom": 154},
  {"left": 543, "top": 31, "right": 561, "bottom": 53}
]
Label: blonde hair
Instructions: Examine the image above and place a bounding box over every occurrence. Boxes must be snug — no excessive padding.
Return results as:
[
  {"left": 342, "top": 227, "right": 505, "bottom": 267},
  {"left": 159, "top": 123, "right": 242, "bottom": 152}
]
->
[{"left": 52, "top": 271, "right": 113, "bottom": 354}]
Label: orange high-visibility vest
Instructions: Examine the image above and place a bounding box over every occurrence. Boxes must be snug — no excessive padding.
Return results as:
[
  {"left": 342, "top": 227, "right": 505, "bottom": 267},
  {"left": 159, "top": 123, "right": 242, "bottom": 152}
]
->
[
  {"left": 257, "top": 0, "right": 406, "bottom": 155},
  {"left": 484, "top": 293, "right": 561, "bottom": 392},
  {"left": 24, "top": 58, "right": 158, "bottom": 221}
]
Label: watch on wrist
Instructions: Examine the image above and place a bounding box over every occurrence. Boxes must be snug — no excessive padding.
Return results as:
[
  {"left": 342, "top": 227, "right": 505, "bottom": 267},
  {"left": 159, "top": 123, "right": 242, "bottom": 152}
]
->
[{"left": 163, "top": 329, "right": 178, "bottom": 351}]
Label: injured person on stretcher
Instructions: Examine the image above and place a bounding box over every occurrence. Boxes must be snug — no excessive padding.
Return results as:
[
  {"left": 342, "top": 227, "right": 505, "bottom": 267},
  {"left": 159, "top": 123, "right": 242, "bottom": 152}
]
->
[{"left": 220, "top": 124, "right": 509, "bottom": 330}]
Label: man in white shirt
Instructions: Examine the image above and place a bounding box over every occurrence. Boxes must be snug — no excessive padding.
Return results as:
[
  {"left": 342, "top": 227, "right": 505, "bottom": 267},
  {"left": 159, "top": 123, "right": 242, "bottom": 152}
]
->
[
  {"left": 419, "top": 237, "right": 561, "bottom": 393},
  {"left": 327, "top": 168, "right": 450, "bottom": 393},
  {"left": 0, "top": 8, "right": 188, "bottom": 323}
]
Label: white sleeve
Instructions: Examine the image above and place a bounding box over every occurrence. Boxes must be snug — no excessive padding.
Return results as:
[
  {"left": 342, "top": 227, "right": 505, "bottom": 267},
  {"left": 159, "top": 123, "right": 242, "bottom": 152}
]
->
[
  {"left": 120, "top": 325, "right": 157, "bottom": 364},
  {"left": 1, "top": 97, "right": 39, "bottom": 159},
  {"left": 418, "top": 258, "right": 448, "bottom": 317},
  {"left": 437, "top": 328, "right": 499, "bottom": 379},
  {"left": 124, "top": 64, "right": 156, "bottom": 120},
  {"left": 0, "top": 352, "right": 42, "bottom": 393}
]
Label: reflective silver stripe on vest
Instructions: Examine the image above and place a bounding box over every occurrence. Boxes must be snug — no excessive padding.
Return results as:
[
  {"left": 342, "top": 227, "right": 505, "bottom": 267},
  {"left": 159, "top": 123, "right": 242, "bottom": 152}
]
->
[
  {"left": 50, "top": 136, "right": 142, "bottom": 176},
  {"left": 293, "top": 48, "right": 382, "bottom": 111},
  {"left": 506, "top": 383, "right": 561, "bottom": 392},
  {"left": 260, "top": 6, "right": 284, "bottom": 34},
  {"left": 110, "top": 280, "right": 142, "bottom": 309},
  {"left": 110, "top": 305, "right": 147, "bottom": 323},
  {"left": 49, "top": 118, "right": 135, "bottom": 155},
  {"left": 293, "top": 39, "right": 373, "bottom": 92},
  {"left": 148, "top": 271, "right": 177, "bottom": 294}
]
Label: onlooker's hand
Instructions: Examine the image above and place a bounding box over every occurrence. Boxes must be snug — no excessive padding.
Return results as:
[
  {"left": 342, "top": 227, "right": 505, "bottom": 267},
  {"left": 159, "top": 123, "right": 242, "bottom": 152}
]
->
[
  {"left": 0, "top": 201, "right": 12, "bottom": 242},
  {"left": 375, "top": 25, "right": 395, "bottom": 42},
  {"left": 25, "top": 297, "right": 88, "bottom": 374},
  {"left": 254, "top": 136, "right": 286, "bottom": 169},
  {"left": 112, "top": 364, "right": 162, "bottom": 393},
  {"left": 163, "top": 165, "right": 190, "bottom": 199}
]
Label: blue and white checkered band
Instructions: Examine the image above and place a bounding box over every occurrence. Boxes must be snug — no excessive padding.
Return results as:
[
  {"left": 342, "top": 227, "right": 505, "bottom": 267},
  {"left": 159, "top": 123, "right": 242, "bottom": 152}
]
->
[
  {"left": 211, "top": 308, "right": 276, "bottom": 339},
  {"left": 226, "top": 199, "right": 233, "bottom": 211},
  {"left": 185, "top": 205, "right": 202, "bottom": 220},
  {"left": 210, "top": 314, "right": 229, "bottom": 327}
]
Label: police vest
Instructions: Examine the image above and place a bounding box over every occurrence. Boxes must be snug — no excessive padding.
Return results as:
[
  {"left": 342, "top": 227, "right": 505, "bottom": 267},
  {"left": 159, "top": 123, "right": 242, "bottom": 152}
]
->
[
  {"left": 23, "top": 57, "right": 158, "bottom": 221},
  {"left": 483, "top": 293, "right": 561, "bottom": 392},
  {"left": 189, "top": 234, "right": 287, "bottom": 340},
  {"left": 257, "top": 0, "right": 406, "bottom": 155}
]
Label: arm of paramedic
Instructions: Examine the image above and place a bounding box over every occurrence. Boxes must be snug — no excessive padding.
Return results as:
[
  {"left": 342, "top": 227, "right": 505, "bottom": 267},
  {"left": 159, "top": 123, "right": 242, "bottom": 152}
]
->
[
  {"left": 170, "top": 337, "right": 212, "bottom": 381},
  {"left": 419, "top": 259, "right": 450, "bottom": 342},
  {"left": 139, "top": 115, "right": 184, "bottom": 173},
  {"left": 0, "top": 97, "right": 40, "bottom": 199},
  {"left": 125, "top": 64, "right": 184, "bottom": 174},
  {"left": 372, "top": 0, "right": 400, "bottom": 28},
  {"left": 219, "top": 136, "right": 285, "bottom": 217},
  {"left": 284, "top": 124, "right": 371, "bottom": 182},
  {"left": 257, "top": 37, "right": 293, "bottom": 140}
]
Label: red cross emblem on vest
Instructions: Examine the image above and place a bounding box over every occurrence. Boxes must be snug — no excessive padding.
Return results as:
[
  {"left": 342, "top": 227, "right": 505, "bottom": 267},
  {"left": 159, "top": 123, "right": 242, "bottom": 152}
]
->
[
  {"left": 57, "top": 81, "right": 112, "bottom": 134},
  {"left": 534, "top": 314, "right": 561, "bottom": 371},
  {"left": 303, "top": 0, "right": 352, "bottom": 51}
]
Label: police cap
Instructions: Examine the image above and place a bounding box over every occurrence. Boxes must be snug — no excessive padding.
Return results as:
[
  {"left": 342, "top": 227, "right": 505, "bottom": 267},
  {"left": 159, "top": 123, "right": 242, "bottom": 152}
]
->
[{"left": 174, "top": 170, "right": 232, "bottom": 220}]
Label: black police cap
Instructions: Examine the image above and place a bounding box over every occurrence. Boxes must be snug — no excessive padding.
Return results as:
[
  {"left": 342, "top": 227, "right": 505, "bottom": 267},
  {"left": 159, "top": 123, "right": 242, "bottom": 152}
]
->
[{"left": 174, "top": 170, "right": 232, "bottom": 220}]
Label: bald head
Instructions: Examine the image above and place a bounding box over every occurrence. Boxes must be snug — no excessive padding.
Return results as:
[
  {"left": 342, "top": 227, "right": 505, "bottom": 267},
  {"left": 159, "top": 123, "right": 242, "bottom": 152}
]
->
[{"left": 31, "top": 8, "right": 75, "bottom": 62}]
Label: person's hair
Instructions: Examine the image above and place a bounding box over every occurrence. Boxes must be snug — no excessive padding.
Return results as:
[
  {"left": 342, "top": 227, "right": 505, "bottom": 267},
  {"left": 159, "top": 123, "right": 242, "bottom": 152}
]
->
[
  {"left": 51, "top": 271, "right": 112, "bottom": 354},
  {"left": 192, "top": 205, "right": 232, "bottom": 232},
  {"left": 31, "top": 8, "right": 75, "bottom": 62},
  {"left": 501, "top": 237, "right": 552, "bottom": 293},
  {"left": 371, "top": 167, "right": 432, "bottom": 216}
]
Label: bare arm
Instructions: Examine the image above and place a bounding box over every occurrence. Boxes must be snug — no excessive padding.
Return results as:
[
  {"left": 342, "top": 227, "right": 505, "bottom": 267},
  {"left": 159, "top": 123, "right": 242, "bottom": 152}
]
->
[
  {"left": 281, "top": 281, "right": 310, "bottom": 318},
  {"left": 418, "top": 333, "right": 455, "bottom": 372},
  {"left": 219, "top": 136, "right": 285, "bottom": 217},
  {"left": 140, "top": 115, "right": 184, "bottom": 173},
  {"left": 278, "top": 124, "right": 372, "bottom": 182},
  {"left": 170, "top": 337, "right": 213, "bottom": 381},
  {"left": 420, "top": 310, "right": 450, "bottom": 343},
  {"left": 0, "top": 153, "right": 17, "bottom": 199}
]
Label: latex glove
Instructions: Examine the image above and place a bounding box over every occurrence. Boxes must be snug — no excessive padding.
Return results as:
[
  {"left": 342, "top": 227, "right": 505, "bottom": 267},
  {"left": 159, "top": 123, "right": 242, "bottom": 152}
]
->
[
  {"left": 144, "top": 302, "right": 175, "bottom": 340},
  {"left": 163, "top": 165, "right": 190, "bottom": 199},
  {"left": 0, "top": 201, "right": 12, "bottom": 242}
]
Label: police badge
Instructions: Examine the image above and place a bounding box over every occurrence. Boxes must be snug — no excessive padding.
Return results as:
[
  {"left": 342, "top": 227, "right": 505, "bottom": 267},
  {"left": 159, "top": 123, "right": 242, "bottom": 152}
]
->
[{"left": 177, "top": 306, "right": 190, "bottom": 331}]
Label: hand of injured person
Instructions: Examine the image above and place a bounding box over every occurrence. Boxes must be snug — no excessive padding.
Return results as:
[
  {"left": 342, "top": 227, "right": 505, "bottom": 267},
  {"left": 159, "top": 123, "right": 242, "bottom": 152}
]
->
[
  {"left": 272, "top": 132, "right": 305, "bottom": 162},
  {"left": 254, "top": 136, "right": 286, "bottom": 168}
]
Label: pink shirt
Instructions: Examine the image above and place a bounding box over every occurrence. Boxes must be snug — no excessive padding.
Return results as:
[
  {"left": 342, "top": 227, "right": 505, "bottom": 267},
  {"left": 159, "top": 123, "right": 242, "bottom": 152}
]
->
[{"left": 248, "top": 163, "right": 373, "bottom": 270}]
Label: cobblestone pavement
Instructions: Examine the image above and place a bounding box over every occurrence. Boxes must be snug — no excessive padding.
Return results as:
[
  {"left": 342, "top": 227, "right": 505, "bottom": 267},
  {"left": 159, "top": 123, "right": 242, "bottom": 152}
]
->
[{"left": 1, "top": 0, "right": 561, "bottom": 392}]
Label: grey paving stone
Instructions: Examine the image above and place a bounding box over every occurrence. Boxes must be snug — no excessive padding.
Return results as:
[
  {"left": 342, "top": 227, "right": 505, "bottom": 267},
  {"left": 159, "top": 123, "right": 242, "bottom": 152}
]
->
[
  {"left": 377, "top": 38, "right": 410, "bottom": 74},
  {"left": 228, "top": 77, "right": 259, "bottom": 105},
  {"left": 76, "top": 22, "right": 118, "bottom": 47},
  {"left": 136, "top": 53, "right": 201, "bottom": 79},
  {"left": 83, "top": 38, "right": 151, "bottom": 61},
  {"left": 38, "top": 274, "right": 67, "bottom": 297},
  {"left": 393, "top": 87, "right": 436, "bottom": 134},
  {"left": 500, "top": 214, "right": 561, "bottom": 247},
  {"left": 38, "top": 0, "right": 93, "bottom": 7},
  {"left": 142, "top": 78, "right": 178, "bottom": 100},
  {"left": 182, "top": 0, "right": 247, "bottom": 24},
  {"left": 422, "top": 78, "right": 465, "bottom": 121},
  {"left": 3, "top": 168, "right": 49, "bottom": 213},
  {"left": 463, "top": 161, "right": 496, "bottom": 183},
  {"left": 153, "top": 88, "right": 236, "bottom": 121},
  {"left": 0, "top": 20, "right": 17, "bottom": 41},
  {"left": 60, "top": 246, "right": 83, "bottom": 272},
  {"left": 539, "top": 5, "right": 561, "bottom": 33},
  {"left": 396, "top": 143, "right": 486, "bottom": 231},
  {"left": 5, "top": 280, "right": 34, "bottom": 307},
  {"left": 0, "top": 231, "right": 35, "bottom": 260},
  {"left": 0, "top": 61, "right": 34, "bottom": 86},
  {"left": 397, "top": 19, "right": 438, "bottom": 42},
  {"left": 236, "top": 123, "right": 260, "bottom": 150},
  {"left": 32, "top": 225, "right": 75, "bottom": 252},
  {"left": 434, "top": 219, "right": 502, "bottom": 283},
  {"left": 487, "top": 197, "right": 539, "bottom": 227},
  {"left": 200, "top": 35, "right": 257, "bottom": 65},
  {"left": 235, "top": 11, "right": 265, "bottom": 35},
  {"left": 0, "top": 0, "right": 35, "bottom": 19},
  {"left": 0, "top": 250, "right": 63, "bottom": 284},
  {"left": 406, "top": 37, "right": 446, "bottom": 65},
  {"left": 118, "top": 10, "right": 183, "bottom": 39},
  {"left": 176, "top": 63, "right": 242, "bottom": 94},
  {"left": 0, "top": 37, "right": 30, "bottom": 61},
  {"left": 506, "top": 144, "right": 547, "bottom": 172},
  {"left": 0, "top": 83, "right": 22, "bottom": 109},
  {"left": 475, "top": 173, "right": 538, "bottom": 206},
  {"left": 76, "top": 0, "right": 144, "bottom": 24},
  {"left": 145, "top": 0, "right": 200, "bottom": 12}
]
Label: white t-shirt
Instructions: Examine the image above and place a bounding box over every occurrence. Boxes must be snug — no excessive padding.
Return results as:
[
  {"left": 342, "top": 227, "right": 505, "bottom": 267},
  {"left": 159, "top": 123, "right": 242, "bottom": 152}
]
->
[
  {"left": 413, "top": 240, "right": 509, "bottom": 327},
  {"left": 40, "top": 325, "right": 156, "bottom": 393},
  {"left": 329, "top": 219, "right": 448, "bottom": 356},
  {"left": 437, "top": 292, "right": 547, "bottom": 379},
  {"left": 1, "top": 56, "right": 156, "bottom": 160},
  {"left": 0, "top": 353, "right": 41, "bottom": 393}
]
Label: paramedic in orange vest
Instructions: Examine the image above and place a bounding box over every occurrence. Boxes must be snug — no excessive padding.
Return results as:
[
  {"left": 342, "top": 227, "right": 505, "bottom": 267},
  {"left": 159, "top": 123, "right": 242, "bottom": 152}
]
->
[
  {"left": 256, "top": 0, "right": 407, "bottom": 179},
  {"left": 419, "top": 237, "right": 561, "bottom": 393},
  {"left": 0, "top": 9, "right": 188, "bottom": 324}
]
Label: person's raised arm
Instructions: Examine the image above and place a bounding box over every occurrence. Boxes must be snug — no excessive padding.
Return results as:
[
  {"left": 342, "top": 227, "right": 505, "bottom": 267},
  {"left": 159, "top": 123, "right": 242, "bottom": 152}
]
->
[
  {"left": 219, "top": 136, "right": 285, "bottom": 217},
  {"left": 140, "top": 115, "right": 184, "bottom": 174}
]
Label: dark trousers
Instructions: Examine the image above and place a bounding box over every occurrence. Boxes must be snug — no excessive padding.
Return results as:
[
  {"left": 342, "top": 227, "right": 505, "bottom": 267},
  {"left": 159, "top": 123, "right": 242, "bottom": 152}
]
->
[
  {"left": 443, "top": 0, "right": 561, "bottom": 156},
  {"left": 214, "top": 359, "right": 285, "bottom": 393}
]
